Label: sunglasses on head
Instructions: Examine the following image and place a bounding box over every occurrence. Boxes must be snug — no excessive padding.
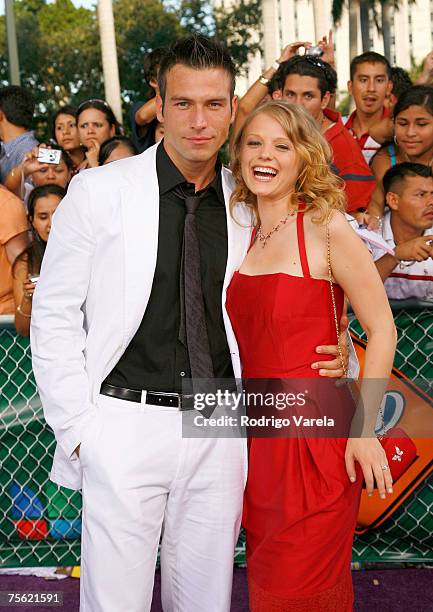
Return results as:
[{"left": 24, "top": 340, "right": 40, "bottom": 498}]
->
[{"left": 77, "top": 99, "right": 110, "bottom": 112}]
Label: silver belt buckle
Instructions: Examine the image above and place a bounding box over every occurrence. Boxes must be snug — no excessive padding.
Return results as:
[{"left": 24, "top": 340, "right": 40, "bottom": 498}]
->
[{"left": 180, "top": 393, "right": 193, "bottom": 411}]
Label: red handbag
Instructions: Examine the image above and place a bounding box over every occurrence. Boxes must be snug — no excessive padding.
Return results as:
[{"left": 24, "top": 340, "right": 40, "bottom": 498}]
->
[
  {"left": 378, "top": 427, "right": 417, "bottom": 481},
  {"left": 326, "top": 222, "right": 417, "bottom": 482}
]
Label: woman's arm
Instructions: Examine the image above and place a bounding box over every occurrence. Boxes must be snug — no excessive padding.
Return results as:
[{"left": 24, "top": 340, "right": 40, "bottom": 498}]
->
[
  {"left": 368, "top": 117, "right": 394, "bottom": 145},
  {"left": 230, "top": 41, "right": 310, "bottom": 148},
  {"left": 134, "top": 98, "right": 158, "bottom": 127},
  {"left": 367, "top": 150, "right": 391, "bottom": 224},
  {"left": 4, "top": 164, "right": 24, "bottom": 196},
  {"left": 329, "top": 212, "right": 397, "bottom": 497},
  {"left": 13, "top": 256, "right": 35, "bottom": 337}
]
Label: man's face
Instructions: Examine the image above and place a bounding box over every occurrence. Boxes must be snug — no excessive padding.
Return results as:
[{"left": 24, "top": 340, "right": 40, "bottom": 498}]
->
[
  {"left": 278, "top": 74, "right": 329, "bottom": 123},
  {"left": 388, "top": 175, "right": 433, "bottom": 231},
  {"left": 156, "top": 65, "right": 237, "bottom": 167},
  {"left": 348, "top": 62, "right": 392, "bottom": 116}
]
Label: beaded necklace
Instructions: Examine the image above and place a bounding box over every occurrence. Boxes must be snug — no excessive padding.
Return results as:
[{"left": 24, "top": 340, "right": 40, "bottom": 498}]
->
[{"left": 256, "top": 209, "right": 296, "bottom": 248}]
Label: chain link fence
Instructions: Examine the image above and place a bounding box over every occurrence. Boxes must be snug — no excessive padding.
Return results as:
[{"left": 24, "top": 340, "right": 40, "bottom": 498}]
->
[
  {"left": 349, "top": 300, "right": 433, "bottom": 563},
  {"left": 1, "top": 300, "right": 432, "bottom": 567},
  {"left": 1, "top": 317, "right": 81, "bottom": 567}
]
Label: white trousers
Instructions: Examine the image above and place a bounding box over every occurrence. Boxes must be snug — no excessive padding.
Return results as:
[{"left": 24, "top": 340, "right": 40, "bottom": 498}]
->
[{"left": 79, "top": 393, "right": 247, "bottom": 612}]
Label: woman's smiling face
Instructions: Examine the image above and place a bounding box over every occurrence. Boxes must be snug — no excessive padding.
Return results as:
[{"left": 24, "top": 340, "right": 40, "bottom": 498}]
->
[{"left": 240, "top": 112, "right": 300, "bottom": 202}]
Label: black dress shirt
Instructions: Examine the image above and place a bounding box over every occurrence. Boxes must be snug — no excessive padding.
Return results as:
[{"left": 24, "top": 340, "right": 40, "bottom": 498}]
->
[{"left": 104, "top": 142, "right": 235, "bottom": 393}]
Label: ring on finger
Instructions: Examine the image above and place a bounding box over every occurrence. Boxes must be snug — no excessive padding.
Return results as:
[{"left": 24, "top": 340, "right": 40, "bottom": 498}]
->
[{"left": 381, "top": 464, "right": 389, "bottom": 471}]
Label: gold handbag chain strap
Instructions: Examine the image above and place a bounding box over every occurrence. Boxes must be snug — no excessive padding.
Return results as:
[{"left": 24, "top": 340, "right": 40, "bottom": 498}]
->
[
  {"left": 326, "top": 220, "right": 347, "bottom": 377},
  {"left": 326, "top": 219, "right": 386, "bottom": 435}
]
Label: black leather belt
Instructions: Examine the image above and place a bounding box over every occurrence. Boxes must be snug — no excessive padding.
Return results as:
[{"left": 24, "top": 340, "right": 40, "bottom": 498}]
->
[{"left": 100, "top": 383, "right": 194, "bottom": 411}]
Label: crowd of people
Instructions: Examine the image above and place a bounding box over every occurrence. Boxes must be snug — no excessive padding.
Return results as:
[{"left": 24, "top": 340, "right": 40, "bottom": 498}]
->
[
  {"left": 1, "top": 32, "right": 431, "bottom": 611},
  {"left": 1, "top": 36, "right": 432, "bottom": 332}
]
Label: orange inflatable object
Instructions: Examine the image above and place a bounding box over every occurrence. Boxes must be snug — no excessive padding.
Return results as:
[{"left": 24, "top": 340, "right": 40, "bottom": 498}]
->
[{"left": 352, "top": 336, "right": 433, "bottom": 533}]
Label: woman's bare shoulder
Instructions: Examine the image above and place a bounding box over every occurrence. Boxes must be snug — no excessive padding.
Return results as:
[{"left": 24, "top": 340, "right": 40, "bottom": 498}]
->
[{"left": 327, "top": 209, "right": 358, "bottom": 242}]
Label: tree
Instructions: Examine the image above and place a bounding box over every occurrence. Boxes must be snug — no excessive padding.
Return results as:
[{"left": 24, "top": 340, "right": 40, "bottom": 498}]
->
[
  {"left": 0, "top": 0, "right": 103, "bottom": 113},
  {"left": 113, "top": 0, "right": 182, "bottom": 102},
  {"left": 359, "top": 1, "right": 370, "bottom": 52},
  {"left": 178, "top": 0, "right": 213, "bottom": 34},
  {"left": 358, "top": 0, "right": 416, "bottom": 62},
  {"left": 98, "top": 0, "right": 122, "bottom": 123},
  {"left": 332, "top": 0, "right": 359, "bottom": 60},
  {"left": 176, "top": 0, "right": 263, "bottom": 75},
  {"left": 380, "top": 0, "right": 392, "bottom": 60},
  {"left": 348, "top": 0, "right": 359, "bottom": 59},
  {"left": 214, "top": 0, "right": 262, "bottom": 74}
]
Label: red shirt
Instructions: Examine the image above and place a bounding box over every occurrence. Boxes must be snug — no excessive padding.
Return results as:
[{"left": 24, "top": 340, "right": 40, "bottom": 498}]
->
[{"left": 324, "top": 108, "right": 376, "bottom": 213}]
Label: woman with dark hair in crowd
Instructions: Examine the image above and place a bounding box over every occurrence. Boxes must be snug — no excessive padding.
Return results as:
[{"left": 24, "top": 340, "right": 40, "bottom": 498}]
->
[
  {"left": 369, "top": 85, "right": 433, "bottom": 223},
  {"left": 98, "top": 136, "right": 138, "bottom": 165},
  {"left": 21, "top": 145, "right": 73, "bottom": 202},
  {"left": 77, "top": 99, "right": 119, "bottom": 168},
  {"left": 13, "top": 184, "right": 66, "bottom": 336},
  {"left": 51, "top": 105, "right": 86, "bottom": 171}
]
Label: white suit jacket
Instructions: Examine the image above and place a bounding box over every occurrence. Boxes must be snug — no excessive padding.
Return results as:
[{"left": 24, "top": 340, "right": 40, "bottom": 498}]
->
[
  {"left": 30, "top": 143, "right": 359, "bottom": 492},
  {"left": 30, "top": 144, "right": 253, "bottom": 491}
]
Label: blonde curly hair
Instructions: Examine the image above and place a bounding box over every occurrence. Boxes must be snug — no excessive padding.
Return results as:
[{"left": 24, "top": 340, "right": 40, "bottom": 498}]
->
[{"left": 230, "top": 101, "right": 346, "bottom": 224}]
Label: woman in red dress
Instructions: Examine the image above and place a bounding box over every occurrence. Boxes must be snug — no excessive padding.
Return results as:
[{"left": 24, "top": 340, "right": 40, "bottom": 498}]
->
[{"left": 226, "top": 101, "right": 397, "bottom": 611}]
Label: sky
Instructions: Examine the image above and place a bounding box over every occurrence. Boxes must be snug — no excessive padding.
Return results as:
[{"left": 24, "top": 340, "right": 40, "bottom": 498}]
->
[{"left": 72, "top": 0, "right": 95, "bottom": 8}]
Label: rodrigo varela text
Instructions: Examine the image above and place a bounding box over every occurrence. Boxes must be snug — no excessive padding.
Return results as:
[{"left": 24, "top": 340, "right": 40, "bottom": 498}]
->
[{"left": 194, "top": 414, "right": 335, "bottom": 428}]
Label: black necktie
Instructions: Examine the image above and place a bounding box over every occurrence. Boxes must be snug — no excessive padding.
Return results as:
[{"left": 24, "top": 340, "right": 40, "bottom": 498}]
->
[{"left": 176, "top": 187, "right": 215, "bottom": 382}]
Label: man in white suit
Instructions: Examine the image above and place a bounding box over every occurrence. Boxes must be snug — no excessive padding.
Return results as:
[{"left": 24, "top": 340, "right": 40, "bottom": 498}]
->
[{"left": 31, "top": 35, "right": 351, "bottom": 612}]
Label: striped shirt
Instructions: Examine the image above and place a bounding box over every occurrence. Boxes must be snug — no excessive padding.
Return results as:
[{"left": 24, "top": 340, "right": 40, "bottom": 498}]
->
[
  {"left": 343, "top": 108, "right": 390, "bottom": 166},
  {"left": 0, "top": 131, "right": 39, "bottom": 183},
  {"left": 324, "top": 108, "right": 376, "bottom": 213},
  {"left": 370, "top": 212, "right": 433, "bottom": 301}
]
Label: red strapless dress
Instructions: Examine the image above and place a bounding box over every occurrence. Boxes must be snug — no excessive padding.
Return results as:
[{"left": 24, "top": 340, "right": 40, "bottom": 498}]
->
[{"left": 226, "top": 208, "right": 362, "bottom": 611}]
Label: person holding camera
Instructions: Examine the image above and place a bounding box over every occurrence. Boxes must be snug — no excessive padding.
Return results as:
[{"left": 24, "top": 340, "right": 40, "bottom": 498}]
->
[
  {"left": 20, "top": 145, "right": 73, "bottom": 203},
  {"left": 232, "top": 33, "right": 336, "bottom": 143},
  {"left": 13, "top": 184, "right": 66, "bottom": 335},
  {"left": 233, "top": 39, "right": 376, "bottom": 215}
]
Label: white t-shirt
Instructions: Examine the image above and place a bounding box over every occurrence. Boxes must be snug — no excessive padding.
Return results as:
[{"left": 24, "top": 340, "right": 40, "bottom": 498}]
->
[{"left": 370, "top": 212, "right": 433, "bottom": 301}]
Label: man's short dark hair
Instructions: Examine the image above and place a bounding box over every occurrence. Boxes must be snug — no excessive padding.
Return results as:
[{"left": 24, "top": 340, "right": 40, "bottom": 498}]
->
[
  {"left": 383, "top": 162, "right": 432, "bottom": 195},
  {"left": 390, "top": 67, "right": 413, "bottom": 101},
  {"left": 157, "top": 34, "right": 236, "bottom": 101},
  {"left": 350, "top": 52, "right": 391, "bottom": 80},
  {"left": 0, "top": 86, "right": 35, "bottom": 129},
  {"left": 276, "top": 56, "right": 337, "bottom": 97},
  {"left": 143, "top": 48, "right": 168, "bottom": 87}
]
